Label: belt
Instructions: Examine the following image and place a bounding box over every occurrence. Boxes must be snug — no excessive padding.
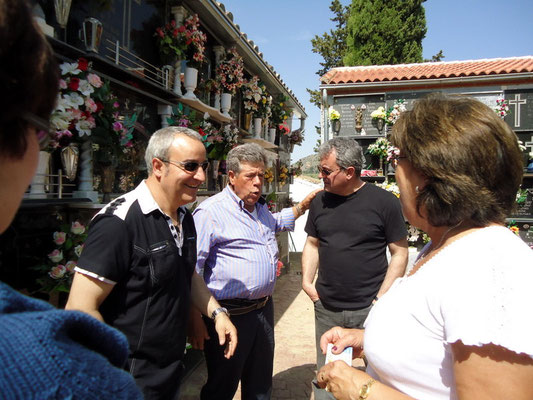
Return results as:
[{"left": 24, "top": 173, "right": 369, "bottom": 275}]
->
[{"left": 218, "top": 296, "right": 270, "bottom": 316}]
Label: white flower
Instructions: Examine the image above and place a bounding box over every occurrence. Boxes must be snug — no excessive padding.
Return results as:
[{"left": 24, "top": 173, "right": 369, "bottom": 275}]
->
[
  {"left": 74, "top": 244, "right": 84, "bottom": 257},
  {"left": 50, "top": 111, "right": 72, "bottom": 131},
  {"left": 63, "top": 92, "right": 85, "bottom": 108},
  {"left": 48, "top": 249, "right": 63, "bottom": 263},
  {"left": 78, "top": 80, "right": 95, "bottom": 97},
  {"left": 49, "top": 265, "right": 67, "bottom": 279},
  {"left": 60, "top": 62, "right": 81, "bottom": 76},
  {"left": 71, "top": 221, "right": 86, "bottom": 235},
  {"left": 75, "top": 117, "right": 95, "bottom": 136}
]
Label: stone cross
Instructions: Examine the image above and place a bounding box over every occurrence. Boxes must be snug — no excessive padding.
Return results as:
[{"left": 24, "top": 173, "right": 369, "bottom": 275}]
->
[{"left": 508, "top": 94, "right": 527, "bottom": 128}]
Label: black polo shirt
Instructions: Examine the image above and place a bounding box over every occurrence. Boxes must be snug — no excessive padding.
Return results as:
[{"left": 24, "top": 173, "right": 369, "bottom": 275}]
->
[{"left": 76, "top": 181, "right": 196, "bottom": 369}]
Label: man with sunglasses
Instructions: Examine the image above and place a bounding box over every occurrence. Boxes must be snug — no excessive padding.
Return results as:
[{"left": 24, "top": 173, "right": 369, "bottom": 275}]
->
[
  {"left": 301, "top": 137, "right": 408, "bottom": 400},
  {"left": 66, "top": 126, "right": 237, "bottom": 399},
  {"left": 189, "top": 143, "right": 319, "bottom": 400}
]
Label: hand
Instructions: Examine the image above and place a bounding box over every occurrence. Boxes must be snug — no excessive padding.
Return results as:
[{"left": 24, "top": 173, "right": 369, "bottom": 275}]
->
[
  {"left": 187, "top": 309, "right": 209, "bottom": 350},
  {"left": 320, "top": 327, "right": 365, "bottom": 359},
  {"left": 300, "top": 188, "right": 322, "bottom": 210},
  {"left": 214, "top": 313, "right": 238, "bottom": 359},
  {"left": 317, "top": 361, "right": 370, "bottom": 400}
]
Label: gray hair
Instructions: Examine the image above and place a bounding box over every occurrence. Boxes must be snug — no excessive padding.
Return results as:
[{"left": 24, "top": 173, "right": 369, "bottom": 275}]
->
[
  {"left": 226, "top": 143, "right": 267, "bottom": 174},
  {"left": 144, "top": 126, "right": 203, "bottom": 175},
  {"left": 319, "top": 137, "right": 365, "bottom": 176}
]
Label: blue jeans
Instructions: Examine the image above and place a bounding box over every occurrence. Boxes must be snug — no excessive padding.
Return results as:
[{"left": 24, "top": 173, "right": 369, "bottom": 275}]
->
[{"left": 313, "top": 300, "right": 372, "bottom": 400}]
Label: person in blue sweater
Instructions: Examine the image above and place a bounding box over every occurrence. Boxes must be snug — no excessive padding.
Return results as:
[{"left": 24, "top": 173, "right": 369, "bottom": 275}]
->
[{"left": 0, "top": 0, "right": 142, "bottom": 397}]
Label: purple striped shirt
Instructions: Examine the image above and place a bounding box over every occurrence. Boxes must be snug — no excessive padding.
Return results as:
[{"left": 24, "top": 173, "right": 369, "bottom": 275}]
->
[{"left": 193, "top": 186, "right": 295, "bottom": 300}]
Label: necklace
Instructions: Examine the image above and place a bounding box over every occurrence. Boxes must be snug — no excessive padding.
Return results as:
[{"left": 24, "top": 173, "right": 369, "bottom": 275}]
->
[{"left": 412, "top": 220, "right": 463, "bottom": 272}]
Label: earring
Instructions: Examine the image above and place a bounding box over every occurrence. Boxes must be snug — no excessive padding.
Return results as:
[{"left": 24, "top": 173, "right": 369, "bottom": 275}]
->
[{"left": 415, "top": 186, "right": 420, "bottom": 193}]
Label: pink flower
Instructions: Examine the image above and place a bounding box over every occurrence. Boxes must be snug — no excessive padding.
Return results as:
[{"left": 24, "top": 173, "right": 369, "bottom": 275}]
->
[
  {"left": 85, "top": 98, "right": 97, "bottom": 113},
  {"left": 53, "top": 231, "right": 66, "bottom": 245},
  {"left": 113, "top": 102, "right": 120, "bottom": 109},
  {"left": 59, "top": 79, "right": 67, "bottom": 89},
  {"left": 87, "top": 73, "right": 103, "bottom": 88},
  {"left": 70, "top": 221, "right": 86, "bottom": 235},
  {"left": 49, "top": 265, "right": 67, "bottom": 279},
  {"left": 48, "top": 249, "right": 63, "bottom": 263},
  {"left": 65, "top": 260, "right": 77, "bottom": 273},
  {"left": 113, "top": 121, "right": 124, "bottom": 132}
]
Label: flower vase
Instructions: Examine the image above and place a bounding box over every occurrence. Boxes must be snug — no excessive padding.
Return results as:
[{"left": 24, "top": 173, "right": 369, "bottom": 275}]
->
[
  {"left": 376, "top": 119, "right": 385, "bottom": 135},
  {"left": 173, "top": 59, "right": 182, "bottom": 95},
  {"left": 253, "top": 117, "right": 262, "bottom": 139},
  {"left": 162, "top": 65, "right": 174, "bottom": 90},
  {"left": 73, "top": 139, "right": 98, "bottom": 202},
  {"left": 183, "top": 67, "right": 198, "bottom": 99},
  {"left": 244, "top": 113, "right": 252, "bottom": 131},
  {"left": 220, "top": 93, "right": 232, "bottom": 118},
  {"left": 268, "top": 128, "right": 276, "bottom": 144},
  {"left": 101, "top": 165, "right": 116, "bottom": 203},
  {"left": 331, "top": 119, "right": 341, "bottom": 135},
  {"left": 377, "top": 157, "right": 384, "bottom": 176},
  {"left": 29, "top": 151, "right": 51, "bottom": 198},
  {"left": 61, "top": 142, "right": 79, "bottom": 181}
]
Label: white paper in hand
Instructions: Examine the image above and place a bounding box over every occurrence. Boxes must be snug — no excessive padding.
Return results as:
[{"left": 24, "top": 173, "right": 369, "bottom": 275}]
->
[{"left": 325, "top": 343, "right": 352, "bottom": 365}]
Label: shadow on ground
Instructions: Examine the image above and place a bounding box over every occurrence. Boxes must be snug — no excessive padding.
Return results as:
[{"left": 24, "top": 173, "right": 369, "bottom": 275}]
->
[{"left": 272, "top": 363, "right": 315, "bottom": 399}]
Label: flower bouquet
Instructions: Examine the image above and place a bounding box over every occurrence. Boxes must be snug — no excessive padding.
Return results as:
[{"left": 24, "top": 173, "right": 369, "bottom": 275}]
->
[
  {"left": 385, "top": 99, "right": 407, "bottom": 126},
  {"left": 154, "top": 19, "right": 187, "bottom": 64},
  {"left": 183, "top": 14, "right": 207, "bottom": 68},
  {"left": 328, "top": 106, "right": 340, "bottom": 121},
  {"left": 30, "top": 221, "right": 87, "bottom": 295},
  {"left": 215, "top": 47, "right": 245, "bottom": 95},
  {"left": 494, "top": 98, "right": 510, "bottom": 119},
  {"left": 242, "top": 75, "right": 263, "bottom": 115},
  {"left": 270, "top": 94, "right": 290, "bottom": 127},
  {"left": 278, "top": 164, "right": 289, "bottom": 187},
  {"left": 367, "top": 137, "right": 391, "bottom": 159},
  {"left": 200, "top": 114, "right": 239, "bottom": 160}
]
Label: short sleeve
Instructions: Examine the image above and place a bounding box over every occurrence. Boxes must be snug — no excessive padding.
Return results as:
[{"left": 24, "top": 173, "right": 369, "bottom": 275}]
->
[
  {"left": 381, "top": 192, "right": 407, "bottom": 244},
  {"left": 304, "top": 196, "right": 319, "bottom": 237},
  {"left": 439, "top": 231, "right": 533, "bottom": 357},
  {"left": 76, "top": 215, "right": 132, "bottom": 283}
]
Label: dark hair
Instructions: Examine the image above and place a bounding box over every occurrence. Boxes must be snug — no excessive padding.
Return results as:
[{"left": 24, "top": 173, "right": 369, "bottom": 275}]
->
[
  {"left": 0, "top": 0, "right": 59, "bottom": 158},
  {"left": 318, "top": 137, "right": 364, "bottom": 177},
  {"left": 391, "top": 94, "right": 523, "bottom": 227}
]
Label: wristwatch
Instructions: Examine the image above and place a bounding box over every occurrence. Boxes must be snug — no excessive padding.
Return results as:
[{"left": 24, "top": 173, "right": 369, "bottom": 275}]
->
[{"left": 211, "top": 307, "right": 229, "bottom": 320}]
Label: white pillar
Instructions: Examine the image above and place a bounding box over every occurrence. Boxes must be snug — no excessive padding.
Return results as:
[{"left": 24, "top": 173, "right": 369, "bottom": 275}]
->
[{"left": 212, "top": 45, "right": 225, "bottom": 110}]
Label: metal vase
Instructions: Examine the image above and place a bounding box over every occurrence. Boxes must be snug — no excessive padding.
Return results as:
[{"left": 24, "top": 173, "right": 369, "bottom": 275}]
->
[
  {"left": 82, "top": 17, "right": 103, "bottom": 53},
  {"left": 61, "top": 143, "right": 79, "bottom": 181}
]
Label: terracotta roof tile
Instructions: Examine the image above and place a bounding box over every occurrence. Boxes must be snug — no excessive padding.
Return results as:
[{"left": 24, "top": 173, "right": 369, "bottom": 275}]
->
[{"left": 321, "top": 56, "right": 533, "bottom": 84}]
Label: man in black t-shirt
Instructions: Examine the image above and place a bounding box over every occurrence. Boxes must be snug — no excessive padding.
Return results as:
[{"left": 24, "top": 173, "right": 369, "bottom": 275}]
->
[
  {"left": 302, "top": 138, "right": 408, "bottom": 400},
  {"left": 66, "top": 127, "right": 237, "bottom": 399}
]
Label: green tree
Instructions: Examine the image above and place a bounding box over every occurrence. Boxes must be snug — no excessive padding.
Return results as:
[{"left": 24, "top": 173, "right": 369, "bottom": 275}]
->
[
  {"left": 307, "top": 0, "right": 350, "bottom": 108},
  {"left": 344, "top": 0, "right": 427, "bottom": 66}
]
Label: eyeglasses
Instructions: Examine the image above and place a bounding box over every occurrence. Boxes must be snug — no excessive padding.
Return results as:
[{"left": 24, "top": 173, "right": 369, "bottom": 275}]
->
[
  {"left": 22, "top": 112, "right": 52, "bottom": 151},
  {"left": 317, "top": 166, "right": 344, "bottom": 177},
  {"left": 160, "top": 158, "right": 209, "bottom": 173},
  {"left": 389, "top": 155, "right": 408, "bottom": 169}
]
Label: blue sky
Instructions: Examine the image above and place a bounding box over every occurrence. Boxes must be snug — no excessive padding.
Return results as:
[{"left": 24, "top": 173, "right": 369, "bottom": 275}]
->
[{"left": 220, "top": 0, "right": 533, "bottom": 162}]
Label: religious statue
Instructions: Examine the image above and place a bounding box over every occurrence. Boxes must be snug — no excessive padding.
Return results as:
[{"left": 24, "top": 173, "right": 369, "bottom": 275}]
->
[{"left": 355, "top": 106, "right": 364, "bottom": 133}]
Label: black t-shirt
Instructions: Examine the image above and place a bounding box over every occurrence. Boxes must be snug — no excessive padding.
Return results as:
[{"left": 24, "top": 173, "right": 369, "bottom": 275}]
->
[
  {"left": 76, "top": 185, "right": 196, "bottom": 368},
  {"left": 305, "top": 183, "right": 406, "bottom": 310}
]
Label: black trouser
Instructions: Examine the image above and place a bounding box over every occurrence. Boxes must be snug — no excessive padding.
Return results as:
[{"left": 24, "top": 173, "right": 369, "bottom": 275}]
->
[
  {"left": 127, "top": 357, "right": 184, "bottom": 400},
  {"left": 200, "top": 298, "right": 274, "bottom": 400}
]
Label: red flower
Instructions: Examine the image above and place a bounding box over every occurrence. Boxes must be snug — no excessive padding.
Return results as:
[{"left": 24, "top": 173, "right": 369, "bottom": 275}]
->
[
  {"left": 178, "top": 25, "right": 186, "bottom": 33},
  {"left": 68, "top": 77, "right": 80, "bottom": 91},
  {"left": 172, "top": 28, "right": 178, "bottom": 38},
  {"left": 156, "top": 27, "right": 164, "bottom": 38},
  {"left": 77, "top": 58, "right": 88, "bottom": 71},
  {"left": 276, "top": 260, "right": 284, "bottom": 277},
  {"left": 95, "top": 101, "right": 104, "bottom": 112}
]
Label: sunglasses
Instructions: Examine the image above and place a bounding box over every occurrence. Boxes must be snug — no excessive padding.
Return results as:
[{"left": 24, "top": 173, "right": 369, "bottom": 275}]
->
[
  {"left": 22, "top": 112, "right": 52, "bottom": 151},
  {"left": 160, "top": 158, "right": 209, "bottom": 173},
  {"left": 317, "top": 165, "right": 344, "bottom": 177}
]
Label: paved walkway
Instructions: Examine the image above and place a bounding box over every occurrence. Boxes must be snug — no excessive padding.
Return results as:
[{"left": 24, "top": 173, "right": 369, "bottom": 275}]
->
[{"left": 179, "top": 257, "right": 318, "bottom": 399}]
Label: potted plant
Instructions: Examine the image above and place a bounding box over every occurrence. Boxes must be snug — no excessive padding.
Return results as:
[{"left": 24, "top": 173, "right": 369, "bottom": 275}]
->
[
  {"left": 215, "top": 47, "right": 245, "bottom": 117},
  {"left": 270, "top": 95, "right": 290, "bottom": 143},
  {"left": 367, "top": 137, "right": 391, "bottom": 175},
  {"left": 370, "top": 106, "right": 387, "bottom": 134},
  {"left": 328, "top": 106, "right": 341, "bottom": 134},
  {"left": 154, "top": 19, "right": 187, "bottom": 94},
  {"left": 241, "top": 75, "right": 263, "bottom": 131},
  {"left": 182, "top": 14, "right": 207, "bottom": 99}
]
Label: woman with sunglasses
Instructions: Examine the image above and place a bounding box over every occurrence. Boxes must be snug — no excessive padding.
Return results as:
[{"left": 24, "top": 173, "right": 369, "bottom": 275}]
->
[
  {"left": 0, "top": 0, "right": 142, "bottom": 397},
  {"left": 316, "top": 95, "right": 533, "bottom": 399}
]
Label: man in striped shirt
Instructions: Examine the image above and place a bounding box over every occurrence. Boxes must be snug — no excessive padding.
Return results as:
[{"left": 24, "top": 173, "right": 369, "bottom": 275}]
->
[{"left": 190, "top": 143, "right": 319, "bottom": 400}]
